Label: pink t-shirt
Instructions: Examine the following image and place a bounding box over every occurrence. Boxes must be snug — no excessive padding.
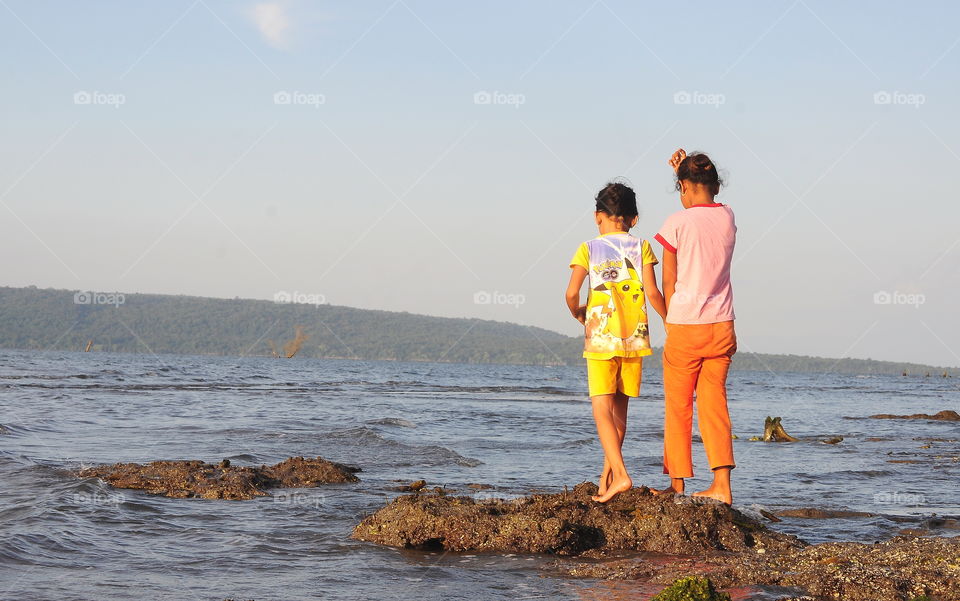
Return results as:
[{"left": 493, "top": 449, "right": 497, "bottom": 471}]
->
[{"left": 655, "top": 203, "right": 736, "bottom": 325}]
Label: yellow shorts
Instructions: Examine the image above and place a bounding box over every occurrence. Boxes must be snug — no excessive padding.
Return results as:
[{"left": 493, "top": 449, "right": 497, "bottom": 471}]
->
[{"left": 586, "top": 357, "right": 643, "bottom": 398}]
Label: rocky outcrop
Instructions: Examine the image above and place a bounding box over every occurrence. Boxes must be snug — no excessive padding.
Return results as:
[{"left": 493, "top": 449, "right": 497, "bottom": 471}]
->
[
  {"left": 352, "top": 483, "right": 802, "bottom": 556},
  {"left": 79, "top": 456, "right": 360, "bottom": 500},
  {"left": 869, "top": 410, "right": 960, "bottom": 422},
  {"left": 354, "top": 482, "right": 959, "bottom": 600}
]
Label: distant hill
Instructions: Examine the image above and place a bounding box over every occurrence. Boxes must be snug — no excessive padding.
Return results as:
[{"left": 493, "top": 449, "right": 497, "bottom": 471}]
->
[{"left": 0, "top": 286, "right": 956, "bottom": 377}]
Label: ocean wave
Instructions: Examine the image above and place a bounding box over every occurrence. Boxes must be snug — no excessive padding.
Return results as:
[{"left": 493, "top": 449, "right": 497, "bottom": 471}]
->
[
  {"left": 324, "top": 427, "right": 483, "bottom": 467},
  {"left": 366, "top": 418, "right": 418, "bottom": 428},
  {"left": 825, "top": 469, "right": 895, "bottom": 479},
  {"left": 224, "top": 453, "right": 262, "bottom": 463}
]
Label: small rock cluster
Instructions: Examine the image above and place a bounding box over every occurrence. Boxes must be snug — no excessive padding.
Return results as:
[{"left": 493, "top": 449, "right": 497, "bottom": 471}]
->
[{"left": 79, "top": 456, "right": 359, "bottom": 500}]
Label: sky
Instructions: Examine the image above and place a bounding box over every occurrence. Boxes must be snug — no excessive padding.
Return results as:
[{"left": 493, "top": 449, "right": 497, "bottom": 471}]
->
[{"left": 1, "top": 1, "right": 958, "bottom": 367}]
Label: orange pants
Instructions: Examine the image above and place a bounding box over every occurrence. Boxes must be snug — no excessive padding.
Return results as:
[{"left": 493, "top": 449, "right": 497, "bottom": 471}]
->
[{"left": 662, "top": 321, "right": 737, "bottom": 478}]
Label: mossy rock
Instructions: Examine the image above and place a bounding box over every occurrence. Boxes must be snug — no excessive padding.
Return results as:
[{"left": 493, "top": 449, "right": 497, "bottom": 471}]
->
[
  {"left": 651, "top": 576, "right": 731, "bottom": 601},
  {"left": 79, "top": 456, "right": 360, "bottom": 500},
  {"left": 352, "top": 483, "right": 802, "bottom": 556}
]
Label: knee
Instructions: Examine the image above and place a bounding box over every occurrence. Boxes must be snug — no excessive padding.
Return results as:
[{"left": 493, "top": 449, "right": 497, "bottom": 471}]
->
[{"left": 591, "top": 395, "right": 615, "bottom": 408}]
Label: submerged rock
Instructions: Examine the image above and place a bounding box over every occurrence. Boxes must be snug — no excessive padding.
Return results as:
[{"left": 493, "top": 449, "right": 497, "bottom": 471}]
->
[
  {"left": 870, "top": 410, "right": 960, "bottom": 422},
  {"left": 79, "top": 456, "right": 360, "bottom": 500},
  {"left": 352, "top": 482, "right": 802, "bottom": 556},
  {"left": 776, "top": 508, "right": 876, "bottom": 519}
]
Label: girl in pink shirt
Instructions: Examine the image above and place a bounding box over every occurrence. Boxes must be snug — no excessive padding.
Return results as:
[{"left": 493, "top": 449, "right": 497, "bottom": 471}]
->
[{"left": 654, "top": 149, "right": 738, "bottom": 505}]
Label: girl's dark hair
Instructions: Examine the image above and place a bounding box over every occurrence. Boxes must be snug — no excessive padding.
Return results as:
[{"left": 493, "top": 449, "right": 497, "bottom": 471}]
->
[
  {"left": 675, "top": 152, "right": 723, "bottom": 191},
  {"left": 595, "top": 182, "right": 638, "bottom": 219}
]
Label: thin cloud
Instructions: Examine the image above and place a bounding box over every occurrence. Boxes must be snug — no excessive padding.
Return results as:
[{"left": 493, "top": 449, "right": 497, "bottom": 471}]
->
[{"left": 249, "top": 2, "right": 291, "bottom": 49}]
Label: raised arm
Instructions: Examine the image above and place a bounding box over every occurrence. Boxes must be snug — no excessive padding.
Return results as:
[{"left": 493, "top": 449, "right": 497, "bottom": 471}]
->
[
  {"left": 668, "top": 148, "right": 687, "bottom": 172},
  {"left": 565, "top": 266, "right": 588, "bottom": 324}
]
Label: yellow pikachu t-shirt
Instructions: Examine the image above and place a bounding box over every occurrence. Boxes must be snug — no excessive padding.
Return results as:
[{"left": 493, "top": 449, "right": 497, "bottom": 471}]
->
[{"left": 570, "top": 232, "right": 659, "bottom": 360}]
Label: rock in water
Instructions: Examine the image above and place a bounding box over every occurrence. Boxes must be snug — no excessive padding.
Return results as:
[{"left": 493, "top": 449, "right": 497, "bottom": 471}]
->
[
  {"left": 651, "top": 576, "right": 731, "bottom": 601},
  {"left": 762, "top": 416, "right": 800, "bottom": 442},
  {"left": 869, "top": 410, "right": 960, "bottom": 421},
  {"left": 352, "top": 483, "right": 802, "bottom": 556},
  {"left": 79, "top": 456, "right": 360, "bottom": 500}
]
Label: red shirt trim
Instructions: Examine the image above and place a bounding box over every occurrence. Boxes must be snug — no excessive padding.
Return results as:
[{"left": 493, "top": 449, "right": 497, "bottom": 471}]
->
[
  {"left": 691, "top": 203, "right": 724, "bottom": 208},
  {"left": 654, "top": 233, "right": 677, "bottom": 254}
]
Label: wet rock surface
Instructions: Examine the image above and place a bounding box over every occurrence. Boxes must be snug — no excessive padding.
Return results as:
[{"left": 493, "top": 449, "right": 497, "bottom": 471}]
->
[
  {"left": 79, "top": 456, "right": 360, "bottom": 500},
  {"left": 775, "top": 508, "right": 876, "bottom": 519},
  {"left": 869, "top": 410, "right": 960, "bottom": 421},
  {"left": 562, "top": 535, "right": 960, "bottom": 601},
  {"left": 352, "top": 482, "right": 802, "bottom": 556}
]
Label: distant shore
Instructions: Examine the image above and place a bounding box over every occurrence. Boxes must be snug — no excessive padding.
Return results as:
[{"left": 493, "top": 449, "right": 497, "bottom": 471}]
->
[{"left": 2, "top": 285, "right": 957, "bottom": 376}]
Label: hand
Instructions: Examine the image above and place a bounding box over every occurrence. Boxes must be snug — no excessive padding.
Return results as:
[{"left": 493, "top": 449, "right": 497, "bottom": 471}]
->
[
  {"left": 573, "top": 305, "right": 587, "bottom": 324},
  {"left": 668, "top": 148, "right": 687, "bottom": 173}
]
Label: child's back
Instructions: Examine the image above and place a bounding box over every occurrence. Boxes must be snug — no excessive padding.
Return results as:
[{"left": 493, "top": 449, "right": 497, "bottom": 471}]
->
[
  {"left": 573, "top": 231, "right": 657, "bottom": 359},
  {"left": 655, "top": 203, "right": 736, "bottom": 324}
]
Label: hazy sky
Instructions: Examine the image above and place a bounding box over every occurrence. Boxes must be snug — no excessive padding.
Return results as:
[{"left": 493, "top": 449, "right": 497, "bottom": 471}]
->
[{"left": 2, "top": 1, "right": 958, "bottom": 367}]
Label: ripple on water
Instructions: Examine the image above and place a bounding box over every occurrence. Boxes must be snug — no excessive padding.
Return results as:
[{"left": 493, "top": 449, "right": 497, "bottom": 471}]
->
[
  {"left": 324, "top": 427, "right": 483, "bottom": 467},
  {"left": 366, "top": 417, "right": 418, "bottom": 428}
]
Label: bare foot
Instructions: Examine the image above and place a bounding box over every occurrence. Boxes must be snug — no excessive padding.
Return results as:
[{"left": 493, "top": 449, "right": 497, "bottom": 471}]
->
[
  {"left": 591, "top": 476, "right": 632, "bottom": 503},
  {"left": 693, "top": 485, "right": 732, "bottom": 505}
]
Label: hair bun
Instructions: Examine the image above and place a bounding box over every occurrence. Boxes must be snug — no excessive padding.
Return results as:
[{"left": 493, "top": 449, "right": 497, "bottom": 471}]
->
[{"left": 675, "top": 152, "right": 723, "bottom": 190}]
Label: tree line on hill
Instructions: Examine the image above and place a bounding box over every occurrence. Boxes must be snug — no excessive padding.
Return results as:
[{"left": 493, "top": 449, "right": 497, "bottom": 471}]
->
[{"left": 0, "top": 286, "right": 955, "bottom": 377}]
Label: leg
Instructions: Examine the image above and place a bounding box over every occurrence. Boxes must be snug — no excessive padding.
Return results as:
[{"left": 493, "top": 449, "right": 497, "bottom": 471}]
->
[
  {"left": 659, "top": 325, "right": 702, "bottom": 490},
  {"left": 599, "top": 391, "right": 629, "bottom": 494},
  {"left": 652, "top": 477, "right": 687, "bottom": 496},
  {"left": 599, "top": 457, "right": 611, "bottom": 495},
  {"left": 692, "top": 322, "right": 737, "bottom": 505},
  {"left": 590, "top": 392, "right": 632, "bottom": 503}
]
